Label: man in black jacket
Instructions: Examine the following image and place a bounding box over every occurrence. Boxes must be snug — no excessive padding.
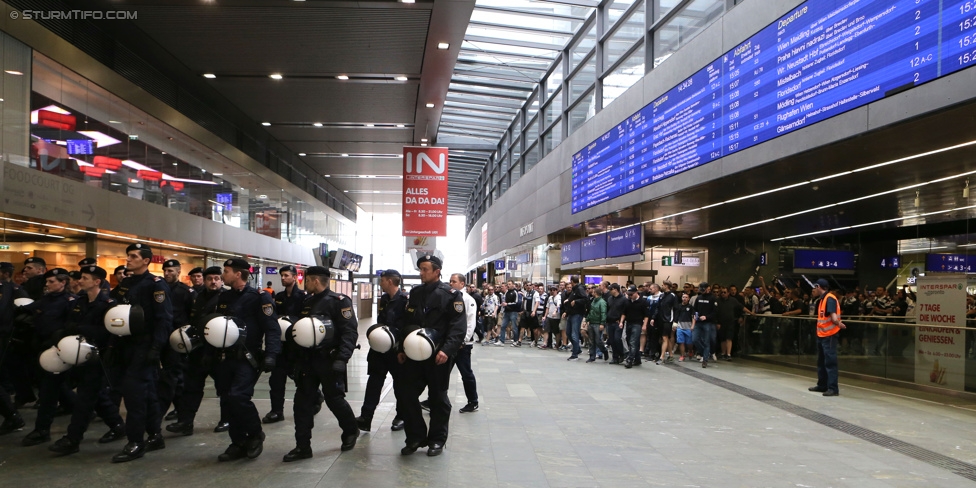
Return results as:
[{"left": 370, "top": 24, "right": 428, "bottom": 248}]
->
[
  {"left": 358, "top": 269, "right": 407, "bottom": 433},
  {"left": 159, "top": 259, "right": 196, "bottom": 423},
  {"left": 264, "top": 265, "right": 306, "bottom": 425},
  {"left": 604, "top": 284, "right": 627, "bottom": 364},
  {"left": 563, "top": 276, "right": 588, "bottom": 360},
  {"left": 283, "top": 266, "right": 359, "bottom": 462},
  {"left": 397, "top": 254, "right": 467, "bottom": 457},
  {"left": 692, "top": 282, "right": 718, "bottom": 368},
  {"left": 108, "top": 243, "right": 173, "bottom": 463}
]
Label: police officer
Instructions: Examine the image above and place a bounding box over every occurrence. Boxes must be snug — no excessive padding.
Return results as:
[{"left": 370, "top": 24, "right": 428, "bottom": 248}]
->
[
  {"left": 112, "top": 265, "right": 127, "bottom": 287},
  {"left": 211, "top": 258, "right": 280, "bottom": 462},
  {"left": 397, "top": 254, "right": 466, "bottom": 457},
  {"left": 48, "top": 266, "right": 127, "bottom": 454},
  {"left": 264, "top": 264, "right": 305, "bottom": 424},
  {"left": 21, "top": 268, "right": 77, "bottom": 447},
  {"left": 21, "top": 257, "right": 47, "bottom": 299},
  {"left": 357, "top": 269, "right": 407, "bottom": 432},
  {"left": 283, "top": 266, "right": 359, "bottom": 462},
  {"left": 166, "top": 266, "right": 227, "bottom": 435},
  {"left": 0, "top": 262, "right": 28, "bottom": 434},
  {"left": 159, "top": 259, "right": 196, "bottom": 422},
  {"left": 187, "top": 267, "right": 205, "bottom": 294},
  {"left": 78, "top": 258, "right": 111, "bottom": 292},
  {"left": 107, "top": 243, "right": 173, "bottom": 463},
  {"left": 450, "top": 273, "right": 480, "bottom": 413}
]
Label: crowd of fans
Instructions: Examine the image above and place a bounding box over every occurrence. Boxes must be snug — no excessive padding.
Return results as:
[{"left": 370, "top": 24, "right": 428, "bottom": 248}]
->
[{"left": 463, "top": 276, "right": 938, "bottom": 364}]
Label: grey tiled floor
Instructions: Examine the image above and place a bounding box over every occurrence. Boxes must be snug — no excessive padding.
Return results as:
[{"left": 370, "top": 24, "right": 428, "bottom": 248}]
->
[{"left": 2, "top": 317, "right": 976, "bottom": 487}]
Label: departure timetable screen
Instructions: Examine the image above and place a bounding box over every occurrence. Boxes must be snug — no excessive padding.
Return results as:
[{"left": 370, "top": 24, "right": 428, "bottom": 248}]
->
[{"left": 572, "top": 0, "right": 975, "bottom": 214}]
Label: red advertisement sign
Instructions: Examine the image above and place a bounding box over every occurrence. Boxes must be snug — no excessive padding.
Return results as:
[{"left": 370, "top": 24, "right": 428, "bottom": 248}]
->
[{"left": 402, "top": 146, "right": 448, "bottom": 236}]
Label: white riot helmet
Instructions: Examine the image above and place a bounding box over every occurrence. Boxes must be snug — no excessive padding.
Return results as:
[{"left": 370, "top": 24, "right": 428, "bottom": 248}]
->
[
  {"left": 403, "top": 328, "right": 442, "bottom": 361},
  {"left": 57, "top": 335, "right": 97, "bottom": 365},
  {"left": 366, "top": 324, "right": 398, "bottom": 353},
  {"left": 278, "top": 317, "right": 293, "bottom": 342},
  {"left": 39, "top": 346, "right": 72, "bottom": 373},
  {"left": 169, "top": 325, "right": 202, "bottom": 353},
  {"left": 291, "top": 316, "right": 335, "bottom": 348},
  {"left": 103, "top": 304, "right": 146, "bottom": 337},
  {"left": 13, "top": 298, "right": 33, "bottom": 307},
  {"left": 204, "top": 316, "right": 245, "bottom": 349}
]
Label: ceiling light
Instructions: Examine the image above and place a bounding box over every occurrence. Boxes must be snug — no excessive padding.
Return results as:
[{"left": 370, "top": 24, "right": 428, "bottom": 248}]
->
[
  {"left": 341, "top": 153, "right": 349, "bottom": 157},
  {"left": 172, "top": 162, "right": 178, "bottom": 166},
  {"left": 425, "top": 103, "right": 435, "bottom": 108},
  {"left": 261, "top": 122, "right": 271, "bottom": 126},
  {"left": 437, "top": 42, "right": 450, "bottom": 50},
  {"left": 269, "top": 73, "right": 283, "bottom": 80},
  {"left": 420, "top": 138, "right": 428, "bottom": 142},
  {"left": 324, "top": 174, "right": 331, "bottom": 177},
  {"left": 396, "top": 124, "right": 405, "bottom": 128},
  {"left": 258, "top": 194, "right": 268, "bottom": 199},
  {"left": 365, "top": 123, "right": 375, "bottom": 127},
  {"left": 203, "top": 73, "right": 216, "bottom": 79},
  {"left": 313, "top": 122, "right": 323, "bottom": 127},
  {"left": 108, "top": 120, "right": 121, "bottom": 124},
  {"left": 401, "top": 0, "right": 416, "bottom": 3},
  {"left": 298, "top": 152, "right": 306, "bottom": 156},
  {"left": 373, "top": 190, "right": 380, "bottom": 193},
  {"left": 213, "top": 173, "right": 223, "bottom": 176},
  {"left": 421, "top": 143, "right": 428, "bottom": 146},
  {"left": 394, "top": 76, "right": 408, "bottom": 81},
  {"left": 336, "top": 75, "right": 349, "bottom": 80},
  {"left": 343, "top": 190, "right": 349, "bottom": 193},
  {"left": 4, "top": 70, "right": 23, "bottom": 75}
]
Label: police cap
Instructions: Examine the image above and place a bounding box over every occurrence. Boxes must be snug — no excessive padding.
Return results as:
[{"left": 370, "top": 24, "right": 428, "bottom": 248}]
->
[
  {"left": 125, "top": 243, "right": 152, "bottom": 255},
  {"left": 280, "top": 265, "right": 298, "bottom": 274},
  {"left": 24, "top": 257, "right": 46, "bottom": 266},
  {"left": 0, "top": 262, "right": 13, "bottom": 273},
  {"left": 81, "top": 265, "right": 107, "bottom": 281},
  {"left": 305, "top": 266, "right": 330, "bottom": 277},
  {"left": 44, "top": 268, "right": 69, "bottom": 279},
  {"left": 223, "top": 258, "right": 250, "bottom": 271},
  {"left": 188, "top": 267, "right": 203, "bottom": 276},
  {"left": 68, "top": 271, "right": 82, "bottom": 280},
  {"left": 416, "top": 254, "right": 442, "bottom": 269},
  {"left": 380, "top": 269, "right": 401, "bottom": 279},
  {"left": 78, "top": 257, "right": 97, "bottom": 267},
  {"left": 114, "top": 265, "right": 127, "bottom": 274},
  {"left": 699, "top": 282, "right": 710, "bottom": 291},
  {"left": 163, "top": 259, "right": 181, "bottom": 269},
  {"left": 203, "top": 266, "right": 222, "bottom": 277}
]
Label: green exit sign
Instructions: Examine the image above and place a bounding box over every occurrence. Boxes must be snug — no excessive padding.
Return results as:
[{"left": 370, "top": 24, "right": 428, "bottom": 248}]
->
[
  {"left": 661, "top": 256, "right": 672, "bottom": 266},
  {"left": 0, "top": 244, "right": 9, "bottom": 250}
]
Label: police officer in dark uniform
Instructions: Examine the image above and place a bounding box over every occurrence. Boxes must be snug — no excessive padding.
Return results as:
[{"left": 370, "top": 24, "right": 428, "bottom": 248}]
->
[
  {"left": 48, "top": 266, "right": 128, "bottom": 454},
  {"left": 187, "top": 267, "right": 205, "bottom": 294},
  {"left": 357, "top": 269, "right": 407, "bottom": 432},
  {"left": 166, "top": 266, "right": 227, "bottom": 435},
  {"left": 397, "top": 254, "right": 466, "bottom": 457},
  {"left": 107, "top": 243, "right": 173, "bottom": 463},
  {"left": 211, "top": 258, "right": 280, "bottom": 462},
  {"left": 159, "top": 259, "right": 196, "bottom": 422},
  {"left": 264, "top": 264, "right": 305, "bottom": 424},
  {"left": 21, "top": 268, "right": 77, "bottom": 447},
  {"left": 79, "top": 258, "right": 112, "bottom": 292},
  {"left": 113, "top": 265, "right": 127, "bottom": 287},
  {"left": 21, "top": 257, "right": 47, "bottom": 300},
  {"left": 282, "top": 266, "right": 359, "bottom": 462},
  {"left": 0, "top": 263, "right": 29, "bottom": 434}
]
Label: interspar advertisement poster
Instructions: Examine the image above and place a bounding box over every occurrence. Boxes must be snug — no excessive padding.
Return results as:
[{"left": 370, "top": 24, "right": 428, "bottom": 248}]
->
[{"left": 914, "top": 275, "right": 966, "bottom": 391}]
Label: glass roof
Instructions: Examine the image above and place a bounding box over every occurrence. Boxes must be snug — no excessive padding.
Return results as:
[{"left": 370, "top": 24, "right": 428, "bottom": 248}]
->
[{"left": 439, "top": 0, "right": 596, "bottom": 148}]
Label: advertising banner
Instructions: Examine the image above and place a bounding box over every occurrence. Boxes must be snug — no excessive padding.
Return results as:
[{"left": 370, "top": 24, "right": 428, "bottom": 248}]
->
[
  {"left": 481, "top": 223, "right": 488, "bottom": 255},
  {"left": 914, "top": 275, "right": 967, "bottom": 391},
  {"left": 405, "top": 236, "right": 436, "bottom": 254},
  {"left": 402, "top": 146, "right": 448, "bottom": 236}
]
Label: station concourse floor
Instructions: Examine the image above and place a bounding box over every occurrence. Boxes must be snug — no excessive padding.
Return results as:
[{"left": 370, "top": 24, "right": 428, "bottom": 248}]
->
[{"left": 2, "top": 315, "right": 976, "bottom": 487}]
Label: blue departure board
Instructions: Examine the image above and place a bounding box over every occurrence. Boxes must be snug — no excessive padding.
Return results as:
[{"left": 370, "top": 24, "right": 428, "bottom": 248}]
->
[
  {"left": 926, "top": 253, "right": 976, "bottom": 272},
  {"left": 561, "top": 239, "right": 581, "bottom": 266},
  {"left": 793, "top": 249, "right": 855, "bottom": 270},
  {"left": 572, "top": 0, "right": 974, "bottom": 214},
  {"left": 580, "top": 235, "right": 608, "bottom": 262},
  {"left": 606, "top": 224, "right": 644, "bottom": 258}
]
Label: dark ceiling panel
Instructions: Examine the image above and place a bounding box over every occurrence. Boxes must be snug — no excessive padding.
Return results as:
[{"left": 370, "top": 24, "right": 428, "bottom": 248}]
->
[
  {"left": 132, "top": 6, "right": 431, "bottom": 75},
  {"left": 208, "top": 79, "right": 419, "bottom": 124},
  {"left": 268, "top": 127, "right": 413, "bottom": 145}
]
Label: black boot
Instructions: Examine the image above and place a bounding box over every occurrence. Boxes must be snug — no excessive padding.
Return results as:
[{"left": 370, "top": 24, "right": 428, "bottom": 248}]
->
[
  {"left": 111, "top": 442, "right": 146, "bottom": 463},
  {"left": 48, "top": 436, "right": 80, "bottom": 455}
]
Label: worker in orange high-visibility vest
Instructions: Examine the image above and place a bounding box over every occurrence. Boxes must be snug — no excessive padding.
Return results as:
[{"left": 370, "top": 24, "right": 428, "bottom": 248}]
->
[{"left": 809, "top": 279, "right": 845, "bottom": 397}]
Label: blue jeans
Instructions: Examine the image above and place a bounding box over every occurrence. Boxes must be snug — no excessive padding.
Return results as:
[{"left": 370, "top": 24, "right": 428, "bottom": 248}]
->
[
  {"left": 625, "top": 323, "right": 642, "bottom": 362},
  {"left": 816, "top": 334, "right": 840, "bottom": 392},
  {"left": 567, "top": 314, "right": 584, "bottom": 356},
  {"left": 500, "top": 311, "right": 519, "bottom": 343},
  {"left": 696, "top": 322, "right": 716, "bottom": 362}
]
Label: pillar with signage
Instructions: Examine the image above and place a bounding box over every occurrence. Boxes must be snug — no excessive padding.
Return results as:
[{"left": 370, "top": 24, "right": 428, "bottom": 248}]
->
[
  {"left": 914, "top": 275, "right": 967, "bottom": 391},
  {"left": 402, "top": 146, "right": 448, "bottom": 237}
]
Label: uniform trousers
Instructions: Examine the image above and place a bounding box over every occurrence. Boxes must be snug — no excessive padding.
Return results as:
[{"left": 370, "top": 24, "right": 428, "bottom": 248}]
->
[
  {"left": 176, "top": 349, "right": 216, "bottom": 424},
  {"left": 110, "top": 357, "right": 161, "bottom": 443},
  {"left": 34, "top": 371, "right": 77, "bottom": 431},
  {"left": 267, "top": 354, "right": 292, "bottom": 415},
  {"left": 157, "top": 348, "right": 185, "bottom": 415},
  {"left": 396, "top": 356, "right": 456, "bottom": 446},
  {"left": 293, "top": 359, "right": 358, "bottom": 449},
  {"left": 212, "top": 357, "right": 261, "bottom": 446},
  {"left": 361, "top": 348, "right": 401, "bottom": 420},
  {"left": 66, "top": 363, "right": 124, "bottom": 442}
]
